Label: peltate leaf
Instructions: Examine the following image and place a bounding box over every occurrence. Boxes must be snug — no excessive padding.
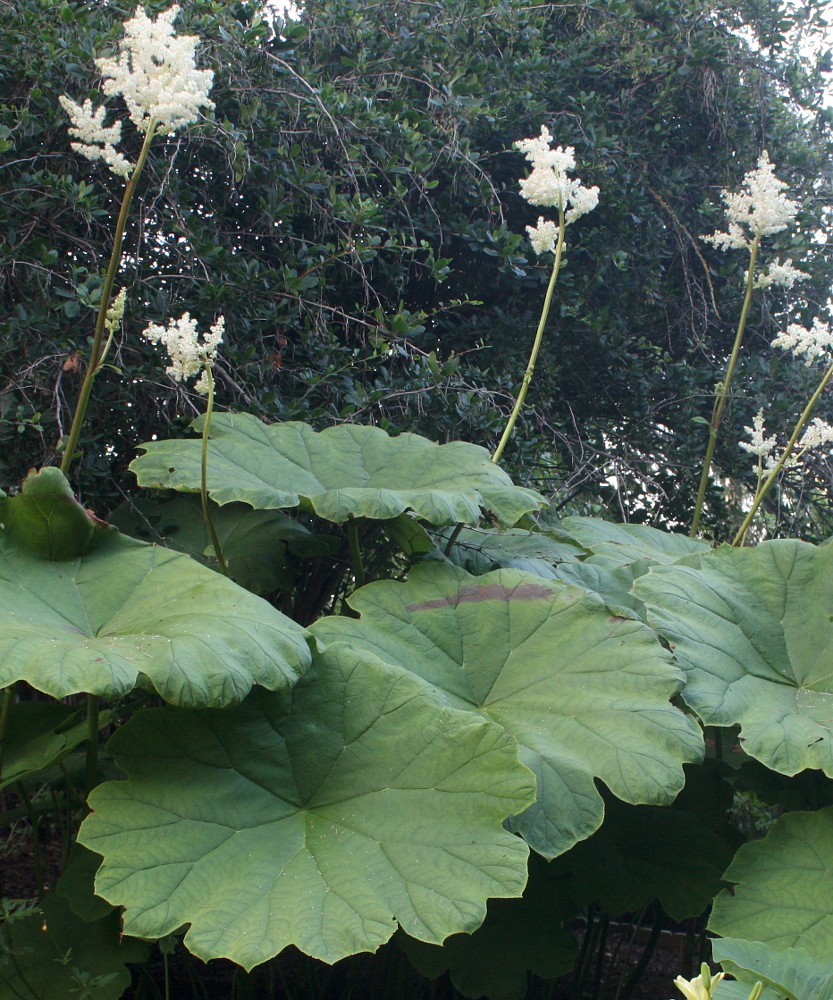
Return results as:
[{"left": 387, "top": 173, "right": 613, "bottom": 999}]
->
[
  {"left": 715, "top": 979, "right": 783, "bottom": 1000},
  {"left": 0, "top": 701, "right": 88, "bottom": 791},
  {"left": 78, "top": 646, "right": 535, "bottom": 969},
  {"left": 712, "top": 938, "right": 833, "bottom": 1000},
  {"left": 0, "top": 530, "right": 311, "bottom": 706},
  {"left": 552, "top": 518, "right": 710, "bottom": 621},
  {"left": 709, "top": 806, "right": 833, "bottom": 960},
  {"left": 130, "top": 413, "right": 544, "bottom": 525},
  {"left": 310, "top": 563, "right": 703, "bottom": 858},
  {"left": 437, "top": 525, "right": 582, "bottom": 577},
  {"left": 634, "top": 540, "right": 833, "bottom": 776},
  {"left": 560, "top": 517, "right": 710, "bottom": 564},
  {"left": 0, "top": 467, "right": 116, "bottom": 559},
  {"left": 109, "top": 495, "right": 337, "bottom": 594}
]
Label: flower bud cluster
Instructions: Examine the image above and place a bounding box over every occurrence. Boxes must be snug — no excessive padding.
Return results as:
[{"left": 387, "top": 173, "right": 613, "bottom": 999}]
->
[
  {"left": 514, "top": 125, "right": 599, "bottom": 254},
  {"left": 60, "top": 5, "right": 214, "bottom": 177},
  {"left": 673, "top": 969, "right": 725, "bottom": 1000},
  {"left": 142, "top": 312, "right": 224, "bottom": 395}
]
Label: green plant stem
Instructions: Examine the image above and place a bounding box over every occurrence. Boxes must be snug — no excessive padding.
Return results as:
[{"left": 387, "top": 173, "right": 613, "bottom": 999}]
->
[
  {"left": 163, "top": 948, "right": 170, "bottom": 1000},
  {"left": 60, "top": 122, "right": 157, "bottom": 475},
  {"left": 200, "top": 365, "right": 228, "bottom": 575},
  {"left": 346, "top": 515, "right": 365, "bottom": 589},
  {"left": 732, "top": 359, "right": 833, "bottom": 545},
  {"left": 0, "top": 686, "right": 14, "bottom": 784},
  {"left": 443, "top": 522, "right": 464, "bottom": 557},
  {"left": 690, "top": 235, "right": 760, "bottom": 537},
  {"left": 620, "top": 907, "right": 664, "bottom": 1000},
  {"left": 85, "top": 694, "right": 100, "bottom": 794},
  {"left": 492, "top": 209, "right": 566, "bottom": 465},
  {"left": 15, "top": 781, "right": 44, "bottom": 894}
]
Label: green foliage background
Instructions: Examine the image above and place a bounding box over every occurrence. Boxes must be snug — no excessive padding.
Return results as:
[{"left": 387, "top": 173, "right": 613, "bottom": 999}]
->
[{"left": 3, "top": 0, "right": 833, "bottom": 536}]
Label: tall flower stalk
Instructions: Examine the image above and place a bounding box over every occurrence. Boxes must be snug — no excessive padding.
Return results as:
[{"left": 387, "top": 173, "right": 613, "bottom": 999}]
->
[
  {"left": 55, "top": 5, "right": 214, "bottom": 792},
  {"left": 142, "top": 313, "right": 228, "bottom": 573},
  {"left": 733, "top": 319, "right": 833, "bottom": 544},
  {"left": 690, "top": 152, "right": 802, "bottom": 536},
  {"left": 58, "top": 5, "right": 214, "bottom": 474},
  {"left": 492, "top": 126, "right": 599, "bottom": 465}
]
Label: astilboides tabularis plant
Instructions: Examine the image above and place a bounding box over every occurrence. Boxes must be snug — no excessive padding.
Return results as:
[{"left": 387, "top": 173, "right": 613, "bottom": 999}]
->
[{"left": 2, "top": 6, "right": 833, "bottom": 1000}]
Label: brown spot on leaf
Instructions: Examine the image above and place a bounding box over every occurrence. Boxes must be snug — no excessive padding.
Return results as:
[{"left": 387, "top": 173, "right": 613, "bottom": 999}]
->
[{"left": 407, "top": 581, "right": 553, "bottom": 611}]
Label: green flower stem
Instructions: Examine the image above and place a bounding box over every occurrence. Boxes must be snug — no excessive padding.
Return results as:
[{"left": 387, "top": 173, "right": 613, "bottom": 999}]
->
[
  {"left": 732, "top": 359, "right": 833, "bottom": 545},
  {"left": 0, "top": 685, "right": 14, "bottom": 784},
  {"left": 60, "top": 122, "right": 158, "bottom": 475},
  {"left": 200, "top": 365, "right": 228, "bottom": 575},
  {"left": 690, "top": 235, "right": 760, "bottom": 537},
  {"left": 492, "top": 207, "right": 566, "bottom": 465},
  {"left": 347, "top": 515, "right": 365, "bottom": 589},
  {"left": 85, "top": 693, "right": 100, "bottom": 794}
]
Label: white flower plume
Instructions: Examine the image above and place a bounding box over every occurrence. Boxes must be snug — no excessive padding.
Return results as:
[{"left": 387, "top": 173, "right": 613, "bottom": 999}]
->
[
  {"left": 798, "top": 417, "right": 833, "bottom": 453},
  {"left": 58, "top": 96, "right": 133, "bottom": 177},
  {"left": 97, "top": 5, "right": 215, "bottom": 136},
  {"left": 526, "top": 217, "right": 558, "bottom": 255},
  {"left": 143, "top": 312, "right": 224, "bottom": 394},
  {"left": 60, "top": 5, "right": 214, "bottom": 176},
  {"left": 752, "top": 258, "right": 808, "bottom": 290},
  {"left": 771, "top": 318, "right": 833, "bottom": 366},
  {"left": 515, "top": 125, "right": 599, "bottom": 225},
  {"left": 739, "top": 408, "right": 779, "bottom": 472},
  {"left": 703, "top": 151, "right": 798, "bottom": 251}
]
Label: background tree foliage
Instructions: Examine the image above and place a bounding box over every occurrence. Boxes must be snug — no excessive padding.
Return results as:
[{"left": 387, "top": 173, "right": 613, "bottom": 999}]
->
[{"left": 2, "top": 0, "right": 832, "bottom": 538}]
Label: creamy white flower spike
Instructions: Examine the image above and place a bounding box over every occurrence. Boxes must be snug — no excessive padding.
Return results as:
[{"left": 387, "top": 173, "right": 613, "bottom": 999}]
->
[
  {"left": 739, "top": 408, "right": 779, "bottom": 471},
  {"left": 703, "top": 151, "right": 798, "bottom": 251},
  {"left": 526, "top": 217, "right": 558, "bottom": 255},
  {"left": 143, "top": 313, "right": 224, "bottom": 394},
  {"left": 799, "top": 416, "right": 833, "bottom": 452},
  {"left": 60, "top": 6, "right": 214, "bottom": 176},
  {"left": 58, "top": 96, "right": 133, "bottom": 177},
  {"left": 752, "top": 258, "right": 808, "bottom": 290},
  {"left": 97, "top": 5, "right": 215, "bottom": 136},
  {"left": 515, "top": 125, "right": 599, "bottom": 254},
  {"left": 771, "top": 318, "right": 833, "bottom": 366}
]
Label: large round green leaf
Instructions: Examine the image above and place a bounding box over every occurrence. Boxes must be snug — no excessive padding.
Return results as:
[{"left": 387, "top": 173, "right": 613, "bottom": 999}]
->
[
  {"left": 0, "top": 467, "right": 116, "bottom": 560},
  {"left": 310, "top": 563, "right": 703, "bottom": 858},
  {"left": 78, "top": 646, "right": 535, "bottom": 969},
  {"left": 0, "top": 702, "right": 89, "bottom": 791},
  {"left": 634, "top": 540, "right": 833, "bottom": 776},
  {"left": 709, "top": 806, "right": 833, "bottom": 959},
  {"left": 130, "top": 412, "right": 544, "bottom": 525},
  {"left": 110, "top": 494, "right": 338, "bottom": 595},
  {"left": 0, "top": 530, "right": 311, "bottom": 706},
  {"left": 712, "top": 938, "right": 833, "bottom": 1000},
  {"left": 559, "top": 517, "right": 710, "bottom": 563},
  {"left": 553, "top": 518, "right": 710, "bottom": 622},
  {"left": 438, "top": 525, "right": 583, "bottom": 578}
]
